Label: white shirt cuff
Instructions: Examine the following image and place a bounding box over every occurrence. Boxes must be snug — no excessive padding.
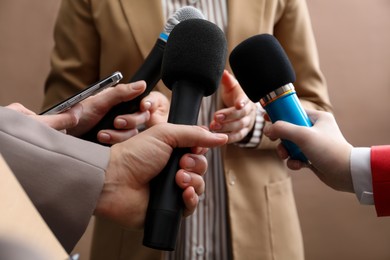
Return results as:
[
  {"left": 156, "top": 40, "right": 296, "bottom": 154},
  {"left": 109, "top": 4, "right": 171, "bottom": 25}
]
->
[{"left": 350, "top": 147, "right": 374, "bottom": 205}]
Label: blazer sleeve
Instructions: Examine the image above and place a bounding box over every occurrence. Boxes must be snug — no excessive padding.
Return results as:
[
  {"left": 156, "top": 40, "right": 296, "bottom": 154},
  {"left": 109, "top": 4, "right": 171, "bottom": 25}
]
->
[
  {"left": 273, "top": 0, "right": 332, "bottom": 113},
  {"left": 0, "top": 107, "right": 110, "bottom": 252},
  {"left": 371, "top": 145, "right": 390, "bottom": 217},
  {"left": 257, "top": 0, "right": 333, "bottom": 150}
]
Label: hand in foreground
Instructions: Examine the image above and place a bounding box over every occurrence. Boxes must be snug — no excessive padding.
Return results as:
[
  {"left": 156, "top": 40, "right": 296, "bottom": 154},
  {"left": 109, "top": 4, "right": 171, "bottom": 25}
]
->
[
  {"left": 7, "top": 81, "right": 150, "bottom": 143},
  {"left": 94, "top": 123, "right": 228, "bottom": 228},
  {"left": 209, "top": 70, "right": 257, "bottom": 144},
  {"left": 263, "top": 109, "right": 354, "bottom": 192},
  {"left": 89, "top": 90, "right": 170, "bottom": 145},
  {"left": 138, "top": 91, "right": 170, "bottom": 128},
  {"left": 67, "top": 81, "right": 149, "bottom": 143}
]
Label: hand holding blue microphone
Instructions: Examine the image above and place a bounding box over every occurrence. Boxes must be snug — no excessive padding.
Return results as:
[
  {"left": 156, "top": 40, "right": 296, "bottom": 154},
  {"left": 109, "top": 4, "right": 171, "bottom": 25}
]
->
[{"left": 230, "top": 34, "right": 312, "bottom": 162}]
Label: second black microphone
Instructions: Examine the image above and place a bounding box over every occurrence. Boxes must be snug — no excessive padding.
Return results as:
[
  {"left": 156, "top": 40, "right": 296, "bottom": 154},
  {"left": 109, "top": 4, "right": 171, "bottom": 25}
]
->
[
  {"left": 81, "top": 7, "right": 204, "bottom": 143},
  {"left": 143, "top": 18, "right": 227, "bottom": 251}
]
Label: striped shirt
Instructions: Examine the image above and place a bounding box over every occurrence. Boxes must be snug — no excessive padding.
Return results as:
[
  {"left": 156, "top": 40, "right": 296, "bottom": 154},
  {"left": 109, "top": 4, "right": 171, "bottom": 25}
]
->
[
  {"left": 162, "top": 2, "right": 264, "bottom": 259},
  {"left": 162, "top": 1, "right": 230, "bottom": 259}
]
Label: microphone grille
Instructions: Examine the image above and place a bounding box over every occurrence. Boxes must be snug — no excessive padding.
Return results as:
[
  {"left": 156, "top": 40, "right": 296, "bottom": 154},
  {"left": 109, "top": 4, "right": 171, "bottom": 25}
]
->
[
  {"left": 229, "top": 34, "right": 296, "bottom": 102},
  {"left": 162, "top": 19, "right": 227, "bottom": 97},
  {"left": 164, "top": 6, "right": 205, "bottom": 34}
]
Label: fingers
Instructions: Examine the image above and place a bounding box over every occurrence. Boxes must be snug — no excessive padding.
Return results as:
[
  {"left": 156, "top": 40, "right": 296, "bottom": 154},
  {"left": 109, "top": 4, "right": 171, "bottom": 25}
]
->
[
  {"left": 181, "top": 186, "right": 199, "bottom": 217},
  {"left": 211, "top": 71, "right": 257, "bottom": 143},
  {"left": 212, "top": 102, "right": 254, "bottom": 127},
  {"left": 221, "top": 70, "right": 249, "bottom": 109},
  {"left": 177, "top": 153, "right": 207, "bottom": 194},
  {"left": 271, "top": 132, "right": 306, "bottom": 171},
  {"left": 154, "top": 124, "right": 228, "bottom": 149},
  {"left": 176, "top": 168, "right": 205, "bottom": 195},
  {"left": 6, "top": 103, "right": 36, "bottom": 115},
  {"left": 263, "top": 120, "right": 305, "bottom": 144},
  {"left": 139, "top": 91, "right": 169, "bottom": 126},
  {"left": 191, "top": 146, "right": 209, "bottom": 155},
  {"left": 211, "top": 110, "right": 252, "bottom": 133},
  {"left": 305, "top": 109, "right": 322, "bottom": 124},
  {"left": 140, "top": 91, "right": 169, "bottom": 113},
  {"left": 113, "top": 110, "right": 150, "bottom": 129},
  {"left": 275, "top": 142, "right": 289, "bottom": 160},
  {"left": 89, "top": 81, "right": 147, "bottom": 114},
  {"left": 35, "top": 104, "right": 83, "bottom": 131},
  {"left": 97, "top": 128, "right": 139, "bottom": 144},
  {"left": 179, "top": 153, "right": 207, "bottom": 179},
  {"left": 176, "top": 153, "right": 206, "bottom": 217},
  {"left": 210, "top": 102, "right": 256, "bottom": 143},
  {"left": 286, "top": 159, "right": 306, "bottom": 171}
]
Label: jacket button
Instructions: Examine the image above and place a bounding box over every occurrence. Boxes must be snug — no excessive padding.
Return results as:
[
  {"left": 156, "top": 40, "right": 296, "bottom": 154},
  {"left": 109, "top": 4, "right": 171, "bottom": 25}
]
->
[
  {"left": 229, "top": 173, "right": 236, "bottom": 185},
  {"left": 196, "top": 246, "right": 205, "bottom": 255}
]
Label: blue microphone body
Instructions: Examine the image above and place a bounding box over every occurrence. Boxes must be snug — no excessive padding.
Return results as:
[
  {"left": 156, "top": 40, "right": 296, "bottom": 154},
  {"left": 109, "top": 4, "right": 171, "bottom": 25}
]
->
[{"left": 261, "top": 84, "right": 311, "bottom": 162}]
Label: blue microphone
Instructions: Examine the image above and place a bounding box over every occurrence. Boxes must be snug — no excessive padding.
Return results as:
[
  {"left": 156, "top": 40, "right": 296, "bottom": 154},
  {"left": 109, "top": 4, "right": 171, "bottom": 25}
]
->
[{"left": 229, "top": 34, "right": 311, "bottom": 162}]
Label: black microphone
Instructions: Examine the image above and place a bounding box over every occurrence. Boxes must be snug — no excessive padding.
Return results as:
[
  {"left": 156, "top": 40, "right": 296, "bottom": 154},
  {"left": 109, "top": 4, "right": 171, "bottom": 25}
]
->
[
  {"left": 82, "top": 7, "right": 205, "bottom": 143},
  {"left": 143, "top": 18, "right": 227, "bottom": 251},
  {"left": 229, "top": 34, "right": 312, "bottom": 162}
]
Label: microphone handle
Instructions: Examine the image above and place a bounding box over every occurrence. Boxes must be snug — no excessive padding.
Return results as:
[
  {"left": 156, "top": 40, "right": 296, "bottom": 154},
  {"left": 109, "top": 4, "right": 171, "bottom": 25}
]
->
[
  {"left": 143, "top": 81, "right": 204, "bottom": 250},
  {"left": 264, "top": 90, "right": 312, "bottom": 162},
  {"left": 81, "top": 38, "right": 166, "bottom": 143}
]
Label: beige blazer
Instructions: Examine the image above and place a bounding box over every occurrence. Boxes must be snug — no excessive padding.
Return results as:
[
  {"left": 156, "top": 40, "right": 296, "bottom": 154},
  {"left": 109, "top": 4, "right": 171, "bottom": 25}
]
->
[
  {"left": 43, "top": 0, "right": 332, "bottom": 259},
  {"left": 0, "top": 107, "right": 109, "bottom": 252}
]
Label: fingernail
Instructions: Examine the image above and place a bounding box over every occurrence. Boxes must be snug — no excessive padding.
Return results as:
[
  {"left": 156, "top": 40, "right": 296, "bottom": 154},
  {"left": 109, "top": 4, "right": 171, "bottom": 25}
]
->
[
  {"left": 186, "top": 157, "right": 196, "bottom": 168},
  {"left": 115, "top": 118, "right": 127, "bottom": 128},
  {"left": 182, "top": 172, "right": 192, "bottom": 183},
  {"left": 215, "top": 114, "right": 225, "bottom": 121},
  {"left": 144, "top": 101, "right": 152, "bottom": 110},
  {"left": 131, "top": 82, "right": 145, "bottom": 90},
  {"left": 212, "top": 123, "right": 222, "bottom": 130},
  {"left": 215, "top": 133, "right": 228, "bottom": 139},
  {"left": 99, "top": 132, "right": 111, "bottom": 142}
]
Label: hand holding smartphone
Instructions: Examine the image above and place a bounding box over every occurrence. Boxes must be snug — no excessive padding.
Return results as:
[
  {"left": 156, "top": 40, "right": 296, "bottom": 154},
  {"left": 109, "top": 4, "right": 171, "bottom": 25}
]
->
[{"left": 40, "top": 71, "right": 123, "bottom": 115}]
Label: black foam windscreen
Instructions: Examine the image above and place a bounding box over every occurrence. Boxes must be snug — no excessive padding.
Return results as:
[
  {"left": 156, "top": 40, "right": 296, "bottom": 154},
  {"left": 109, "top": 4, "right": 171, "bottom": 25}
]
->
[
  {"left": 229, "top": 34, "right": 296, "bottom": 102},
  {"left": 161, "top": 19, "right": 227, "bottom": 96}
]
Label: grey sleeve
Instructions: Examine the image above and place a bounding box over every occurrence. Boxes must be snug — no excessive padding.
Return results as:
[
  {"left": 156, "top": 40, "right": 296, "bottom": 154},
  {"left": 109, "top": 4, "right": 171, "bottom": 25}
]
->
[{"left": 0, "top": 107, "right": 110, "bottom": 252}]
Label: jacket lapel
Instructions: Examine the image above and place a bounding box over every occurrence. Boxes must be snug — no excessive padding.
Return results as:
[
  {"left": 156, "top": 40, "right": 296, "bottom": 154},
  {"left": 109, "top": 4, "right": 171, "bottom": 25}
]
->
[{"left": 119, "top": 0, "right": 165, "bottom": 57}]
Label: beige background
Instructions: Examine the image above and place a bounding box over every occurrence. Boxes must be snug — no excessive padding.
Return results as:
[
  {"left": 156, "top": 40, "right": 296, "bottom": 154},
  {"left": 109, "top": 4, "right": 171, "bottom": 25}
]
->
[{"left": 1, "top": 0, "right": 390, "bottom": 259}]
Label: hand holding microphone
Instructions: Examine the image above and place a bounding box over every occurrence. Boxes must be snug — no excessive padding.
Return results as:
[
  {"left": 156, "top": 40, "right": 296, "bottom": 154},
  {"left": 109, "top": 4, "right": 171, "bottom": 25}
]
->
[
  {"left": 82, "top": 7, "right": 205, "bottom": 143},
  {"left": 230, "top": 34, "right": 312, "bottom": 162},
  {"left": 143, "top": 18, "right": 227, "bottom": 251}
]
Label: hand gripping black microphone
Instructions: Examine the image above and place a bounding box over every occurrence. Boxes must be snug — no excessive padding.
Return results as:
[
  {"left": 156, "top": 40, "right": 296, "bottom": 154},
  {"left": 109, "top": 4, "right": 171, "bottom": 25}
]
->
[
  {"left": 82, "top": 7, "right": 205, "bottom": 143},
  {"left": 143, "top": 19, "right": 227, "bottom": 251}
]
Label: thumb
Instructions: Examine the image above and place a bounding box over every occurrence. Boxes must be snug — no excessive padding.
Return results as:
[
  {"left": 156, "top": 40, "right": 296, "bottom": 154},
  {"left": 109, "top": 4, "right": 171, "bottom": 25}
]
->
[
  {"left": 160, "top": 124, "right": 228, "bottom": 149},
  {"left": 93, "top": 81, "right": 146, "bottom": 110},
  {"left": 221, "top": 70, "right": 247, "bottom": 109},
  {"left": 264, "top": 120, "right": 309, "bottom": 146},
  {"left": 37, "top": 104, "right": 83, "bottom": 131}
]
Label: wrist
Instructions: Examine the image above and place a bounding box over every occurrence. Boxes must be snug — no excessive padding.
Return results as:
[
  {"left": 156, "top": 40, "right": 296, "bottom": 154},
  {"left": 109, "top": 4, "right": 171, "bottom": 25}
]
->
[{"left": 235, "top": 102, "right": 264, "bottom": 148}]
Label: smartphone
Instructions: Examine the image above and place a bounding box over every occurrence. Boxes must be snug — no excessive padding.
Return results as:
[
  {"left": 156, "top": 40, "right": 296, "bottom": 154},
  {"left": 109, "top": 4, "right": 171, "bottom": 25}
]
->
[{"left": 40, "top": 71, "right": 123, "bottom": 115}]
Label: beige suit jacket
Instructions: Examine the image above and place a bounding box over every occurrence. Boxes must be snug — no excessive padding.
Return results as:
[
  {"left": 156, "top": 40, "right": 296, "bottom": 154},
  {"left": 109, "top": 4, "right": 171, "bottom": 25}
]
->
[
  {"left": 43, "top": 0, "right": 332, "bottom": 259},
  {"left": 0, "top": 107, "right": 109, "bottom": 252}
]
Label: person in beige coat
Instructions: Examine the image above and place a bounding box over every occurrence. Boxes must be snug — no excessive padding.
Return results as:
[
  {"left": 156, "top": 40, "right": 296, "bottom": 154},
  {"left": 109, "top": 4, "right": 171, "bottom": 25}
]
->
[
  {"left": 0, "top": 82, "right": 227, "bottom": 254},
  {"left": 43, "top": 0, "right": 332, "bottom": 259}
]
